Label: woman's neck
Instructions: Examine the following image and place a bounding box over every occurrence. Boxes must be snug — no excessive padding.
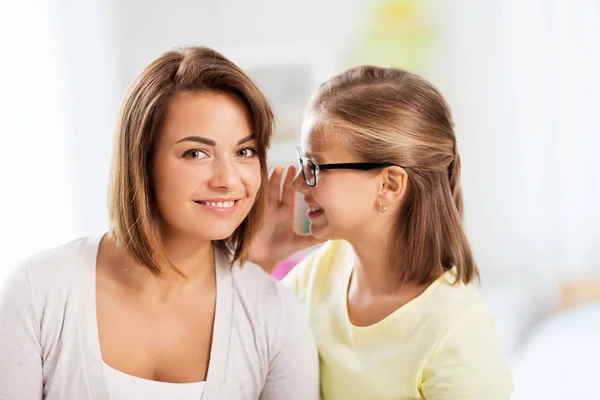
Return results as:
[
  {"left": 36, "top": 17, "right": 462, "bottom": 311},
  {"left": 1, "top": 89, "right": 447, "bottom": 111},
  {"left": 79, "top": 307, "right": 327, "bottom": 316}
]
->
[
  {"left": 106, "top": 231, "right": 216, "bottom": 300},
  {"left": 161, "top": 232, "right": 215, "bottom": 281}
]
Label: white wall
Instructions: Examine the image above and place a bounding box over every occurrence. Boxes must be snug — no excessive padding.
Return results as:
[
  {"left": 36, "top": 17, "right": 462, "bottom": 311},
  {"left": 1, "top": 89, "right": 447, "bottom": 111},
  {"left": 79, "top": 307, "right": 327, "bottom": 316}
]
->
[
  {"left": 0, "top": 0, "right": 78, "bottom": 275},
  {"left": 0, "top": 0, "right": 119, "bottom": 279},
  {"left": 108, "top": 0, "right": 365, "bottom": 89},
  {"left": 55, "top": 0, "right": 121, "bottom": 236}
]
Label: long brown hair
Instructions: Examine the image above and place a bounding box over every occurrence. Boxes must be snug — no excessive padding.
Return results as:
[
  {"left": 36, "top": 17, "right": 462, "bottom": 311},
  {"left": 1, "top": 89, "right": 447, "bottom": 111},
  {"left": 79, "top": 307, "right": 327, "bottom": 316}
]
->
[
  {"left": 108, "top": 46, "right": 274, "bottom": 275},
  {"left": 309, "top": 66, "right": 478, "bottom": 285}
]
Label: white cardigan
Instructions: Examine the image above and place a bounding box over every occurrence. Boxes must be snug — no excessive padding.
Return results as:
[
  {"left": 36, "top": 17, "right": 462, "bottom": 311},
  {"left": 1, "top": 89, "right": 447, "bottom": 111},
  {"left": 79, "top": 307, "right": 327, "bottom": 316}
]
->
[{"left": 0, "top": 235, "right": 319, "bottom": 400}]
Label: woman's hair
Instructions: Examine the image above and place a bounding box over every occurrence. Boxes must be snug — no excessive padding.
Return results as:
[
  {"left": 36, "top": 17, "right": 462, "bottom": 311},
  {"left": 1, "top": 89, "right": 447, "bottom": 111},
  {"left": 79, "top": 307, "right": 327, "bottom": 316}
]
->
[
  {"left": 108, "top": 46, "right": 274, "bottom": 276},
  {"left": 308, "top": 65, "right": 478, "bottom": 285}
]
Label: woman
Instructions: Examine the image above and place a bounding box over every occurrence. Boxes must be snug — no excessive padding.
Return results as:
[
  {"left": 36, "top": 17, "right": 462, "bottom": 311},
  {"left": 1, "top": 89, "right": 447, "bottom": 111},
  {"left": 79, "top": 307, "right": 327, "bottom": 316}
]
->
[{"left": 0, "top": 46, "right": 319, "bottom": 400}]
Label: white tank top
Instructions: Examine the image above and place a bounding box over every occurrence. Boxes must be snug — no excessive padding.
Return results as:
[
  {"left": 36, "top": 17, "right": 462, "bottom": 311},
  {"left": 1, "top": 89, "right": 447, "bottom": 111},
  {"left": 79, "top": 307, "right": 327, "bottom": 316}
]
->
[{"left": 102, "top": 362, "right": 205, "bottom": 399}]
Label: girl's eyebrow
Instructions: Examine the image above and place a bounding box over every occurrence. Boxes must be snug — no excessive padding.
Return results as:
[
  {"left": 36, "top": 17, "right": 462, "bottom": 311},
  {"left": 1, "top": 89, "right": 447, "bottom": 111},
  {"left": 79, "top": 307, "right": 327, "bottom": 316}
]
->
[
  {"left": 307, "top": 153, "right": 326, "bottom": 163},
  {"left": 299, "top": 148, "right": 325, "bottom": 163}
]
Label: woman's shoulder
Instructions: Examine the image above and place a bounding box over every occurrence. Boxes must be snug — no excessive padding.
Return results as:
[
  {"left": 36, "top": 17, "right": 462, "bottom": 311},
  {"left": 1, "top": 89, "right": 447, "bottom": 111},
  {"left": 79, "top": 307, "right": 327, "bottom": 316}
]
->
[
  {"left": 23, "top": 236, "right": 98, "bottom": 278},
  {"left": 7, "top": 236, "right": 100, "bottom": 298},
  {"left": 228, "top": 257, "right": 311, "bottom": 343},
  {"left": 230, "top": 257, "right": 299, "bottom": 313},
  {"left": 1, "top": 236, "right": 99, "bottom": 337}
]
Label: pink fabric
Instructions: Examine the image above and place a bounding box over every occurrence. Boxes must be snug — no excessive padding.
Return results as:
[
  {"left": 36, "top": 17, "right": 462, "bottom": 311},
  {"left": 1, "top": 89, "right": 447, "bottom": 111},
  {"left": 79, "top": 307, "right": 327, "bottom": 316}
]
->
[{"left": 271, "top": 248, "right": 313, "bottom": 280}]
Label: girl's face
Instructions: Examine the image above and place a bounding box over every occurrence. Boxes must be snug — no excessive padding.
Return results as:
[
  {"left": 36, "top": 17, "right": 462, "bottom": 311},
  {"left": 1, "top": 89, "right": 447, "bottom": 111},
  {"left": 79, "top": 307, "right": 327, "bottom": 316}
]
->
[
  {"left": 152, "top": 91, "right": 261, "bottom": 242},
  {"left": 293, "top": 116, "right": 386, "bottom": 242}
]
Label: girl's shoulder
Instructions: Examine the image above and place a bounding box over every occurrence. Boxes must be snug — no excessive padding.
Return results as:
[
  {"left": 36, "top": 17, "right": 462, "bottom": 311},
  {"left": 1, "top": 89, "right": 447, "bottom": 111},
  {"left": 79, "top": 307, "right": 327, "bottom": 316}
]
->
[{"left": 281, "top": 240, "right": 352, "bottom": 301}]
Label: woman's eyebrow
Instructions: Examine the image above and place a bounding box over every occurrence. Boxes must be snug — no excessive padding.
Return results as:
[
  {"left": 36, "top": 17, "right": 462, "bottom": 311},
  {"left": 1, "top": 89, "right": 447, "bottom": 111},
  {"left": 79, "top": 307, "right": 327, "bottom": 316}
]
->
[
  {"left": 236, "top": 135, "right": 255, "bottom": 145},
  {"left": 175, "top": 134, "right": 255, "bottom": 146},
  {"left": 176, "top": 136, "right": 216, "bottom": 146}
]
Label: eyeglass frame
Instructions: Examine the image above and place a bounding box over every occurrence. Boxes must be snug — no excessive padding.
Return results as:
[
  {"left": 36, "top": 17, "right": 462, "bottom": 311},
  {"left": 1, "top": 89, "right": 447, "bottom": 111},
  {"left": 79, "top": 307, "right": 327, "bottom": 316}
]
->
[{"left": 297, "top": 149, "right": 401, "bottom": 187}]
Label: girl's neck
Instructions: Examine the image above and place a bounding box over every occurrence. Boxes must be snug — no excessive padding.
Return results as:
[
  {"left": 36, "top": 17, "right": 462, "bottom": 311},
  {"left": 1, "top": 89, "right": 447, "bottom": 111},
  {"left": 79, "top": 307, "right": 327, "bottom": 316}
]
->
[
  {"left": 347, "top": 235, "right": 404, "bottom": 295},
  {"left": 346, "top": 229, "right": 438, "bottom": 297}
]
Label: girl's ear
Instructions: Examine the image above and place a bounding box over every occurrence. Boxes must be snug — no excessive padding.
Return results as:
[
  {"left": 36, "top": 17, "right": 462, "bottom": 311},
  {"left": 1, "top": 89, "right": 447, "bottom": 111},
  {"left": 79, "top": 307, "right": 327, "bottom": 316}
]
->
[{"left": 378, "top": 166, "right": 409, "bottom": 207}]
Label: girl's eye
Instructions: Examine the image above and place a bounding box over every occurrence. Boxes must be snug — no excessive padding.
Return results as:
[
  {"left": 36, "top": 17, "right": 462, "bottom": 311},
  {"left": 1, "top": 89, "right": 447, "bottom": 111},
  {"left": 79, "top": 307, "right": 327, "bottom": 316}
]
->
[
  {"left": 183, "top": 149, "right": 208, "bottom": 159},
  {"left": 237, "top": 147, "right": 257, "bottom": 158}
]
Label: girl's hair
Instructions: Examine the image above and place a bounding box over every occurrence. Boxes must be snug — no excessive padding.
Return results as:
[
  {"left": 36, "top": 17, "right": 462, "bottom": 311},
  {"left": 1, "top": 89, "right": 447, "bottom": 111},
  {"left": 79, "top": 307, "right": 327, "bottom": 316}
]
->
[
  {"left": 108, "top": 46, "right": 274, "bottom": 276},
  {"left": 309, "top": 66, "right": 478, "bottom": 285}
]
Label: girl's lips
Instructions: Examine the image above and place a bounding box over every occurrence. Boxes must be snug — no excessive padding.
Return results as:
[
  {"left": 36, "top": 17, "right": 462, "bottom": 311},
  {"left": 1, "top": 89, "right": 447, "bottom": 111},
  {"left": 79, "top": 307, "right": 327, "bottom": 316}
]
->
[{"left": 307, "top": 208, "right": 324, "bottom": 220}]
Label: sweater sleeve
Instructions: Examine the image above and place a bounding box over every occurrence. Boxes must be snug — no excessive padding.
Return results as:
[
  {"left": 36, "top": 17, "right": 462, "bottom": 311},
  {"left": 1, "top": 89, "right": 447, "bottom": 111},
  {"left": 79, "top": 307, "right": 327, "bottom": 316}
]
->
[
  {"left": 259, "top": 285, "right": 319, "bottom": 400},
  {"left": 0, "top": 262, "right": 44, "bottom": 399}
]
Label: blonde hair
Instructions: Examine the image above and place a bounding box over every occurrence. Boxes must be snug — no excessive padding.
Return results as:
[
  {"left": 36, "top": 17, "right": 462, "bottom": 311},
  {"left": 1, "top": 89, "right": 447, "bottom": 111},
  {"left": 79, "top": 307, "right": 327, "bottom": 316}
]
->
[
  {"left": 108, "top": 46, "right": 274, "bottom": 276},
  {"left": 309, "top": 66, "right": 478, "bottom": 285}
]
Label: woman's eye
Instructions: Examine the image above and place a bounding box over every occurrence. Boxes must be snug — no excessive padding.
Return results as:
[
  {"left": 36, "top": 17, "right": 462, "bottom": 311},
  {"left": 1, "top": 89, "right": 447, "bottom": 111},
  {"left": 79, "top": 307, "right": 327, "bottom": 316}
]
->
[
  {"left": 237, "top": 147, "right": 257, "bottom": 158},
  {"left": 183, "top": 149, "right": 208, "bottom": 159}
]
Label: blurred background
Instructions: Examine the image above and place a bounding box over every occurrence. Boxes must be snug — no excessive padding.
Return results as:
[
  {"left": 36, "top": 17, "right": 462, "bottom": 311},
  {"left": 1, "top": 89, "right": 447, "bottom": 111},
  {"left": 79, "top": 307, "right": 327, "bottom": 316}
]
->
[{"left": 1, "top": 0, "right": 599, "bottom": 398}]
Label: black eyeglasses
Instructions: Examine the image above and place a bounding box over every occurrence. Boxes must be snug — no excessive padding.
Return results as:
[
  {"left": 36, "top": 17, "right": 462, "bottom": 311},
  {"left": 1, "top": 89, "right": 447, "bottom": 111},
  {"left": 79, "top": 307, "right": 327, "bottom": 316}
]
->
[{"left": 297, "top": 150, "right": 400, "bottom": 187}]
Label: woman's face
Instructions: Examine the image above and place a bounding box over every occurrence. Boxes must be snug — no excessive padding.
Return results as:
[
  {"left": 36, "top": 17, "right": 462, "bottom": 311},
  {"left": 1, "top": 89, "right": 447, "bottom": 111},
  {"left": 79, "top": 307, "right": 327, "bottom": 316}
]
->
[{"left": 152, "top": 91, "right": 261, "bottom": 242}]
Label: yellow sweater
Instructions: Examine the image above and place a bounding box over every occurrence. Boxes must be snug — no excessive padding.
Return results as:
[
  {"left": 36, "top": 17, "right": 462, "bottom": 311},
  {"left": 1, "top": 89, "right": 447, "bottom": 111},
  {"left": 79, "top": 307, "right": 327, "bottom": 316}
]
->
[{"left": 283, "top": 240, "right": 513, "bottom": 400}]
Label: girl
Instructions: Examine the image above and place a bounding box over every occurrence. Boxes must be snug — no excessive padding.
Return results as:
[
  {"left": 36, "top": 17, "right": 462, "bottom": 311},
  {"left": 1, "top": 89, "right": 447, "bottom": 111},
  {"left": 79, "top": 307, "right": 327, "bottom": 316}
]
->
[
  {"left": 250, "top": 66, "right": 513, "bottom": 399},
  {"left": 0, "top": 46, "right": 319, "bottom": 400}
]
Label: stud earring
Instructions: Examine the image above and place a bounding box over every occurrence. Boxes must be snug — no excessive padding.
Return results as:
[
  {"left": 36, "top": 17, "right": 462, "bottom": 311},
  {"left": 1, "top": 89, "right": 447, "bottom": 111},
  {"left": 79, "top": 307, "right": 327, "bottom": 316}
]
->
[{"left": 379, "top": 200, "right": 387, "bottom": 214}]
